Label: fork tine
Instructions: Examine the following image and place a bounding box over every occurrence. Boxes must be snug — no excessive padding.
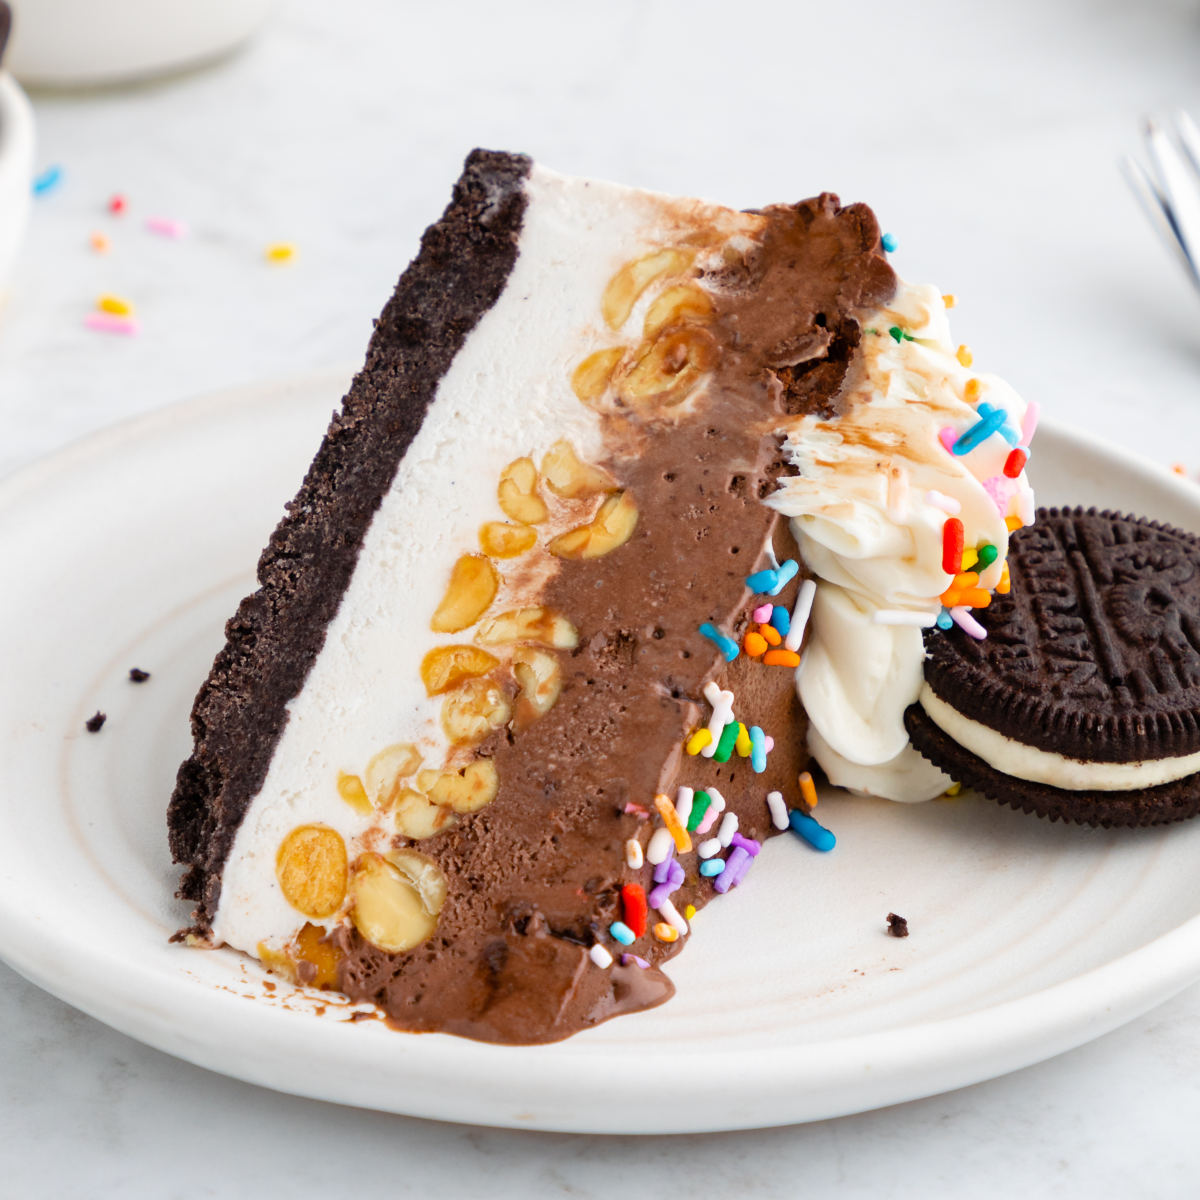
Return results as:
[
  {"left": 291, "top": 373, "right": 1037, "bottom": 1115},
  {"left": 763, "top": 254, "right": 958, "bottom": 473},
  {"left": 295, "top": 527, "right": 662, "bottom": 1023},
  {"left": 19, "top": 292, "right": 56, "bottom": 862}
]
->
[
  {"left": 1175, "top": 109, "right": 1200, "bottom": 178},
  {"left": 1122, "top": 152, "right": 1198, "bottom": 282},
  {"left": 1146, "top": 120, "right": 1200, "bottom": 284}
]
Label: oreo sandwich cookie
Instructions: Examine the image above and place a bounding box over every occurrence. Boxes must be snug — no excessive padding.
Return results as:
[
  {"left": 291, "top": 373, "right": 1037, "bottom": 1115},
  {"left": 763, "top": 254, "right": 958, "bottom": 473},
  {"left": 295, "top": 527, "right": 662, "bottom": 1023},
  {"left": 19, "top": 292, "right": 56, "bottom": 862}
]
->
[{"left": 905, "top": 506, "right": 1200, "bottom": 827}]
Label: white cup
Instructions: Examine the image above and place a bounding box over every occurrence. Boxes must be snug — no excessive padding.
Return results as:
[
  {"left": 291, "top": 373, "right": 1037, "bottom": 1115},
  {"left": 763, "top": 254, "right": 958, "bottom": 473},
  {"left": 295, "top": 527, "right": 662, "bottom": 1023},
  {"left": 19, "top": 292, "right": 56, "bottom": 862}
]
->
[
  {"left": 7, "top": 0, "right": 274, "bottom": 87},
  {"left": 0, "top": 71, "right": 33, "bottom": 299}
]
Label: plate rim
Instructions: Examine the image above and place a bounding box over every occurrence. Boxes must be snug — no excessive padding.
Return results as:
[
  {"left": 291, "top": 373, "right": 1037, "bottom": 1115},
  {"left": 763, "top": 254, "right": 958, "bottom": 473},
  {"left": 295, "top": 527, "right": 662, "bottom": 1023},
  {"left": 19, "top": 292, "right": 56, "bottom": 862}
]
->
[{"left": 3, "top": 373, "right": 1200, "bottom": 1133}]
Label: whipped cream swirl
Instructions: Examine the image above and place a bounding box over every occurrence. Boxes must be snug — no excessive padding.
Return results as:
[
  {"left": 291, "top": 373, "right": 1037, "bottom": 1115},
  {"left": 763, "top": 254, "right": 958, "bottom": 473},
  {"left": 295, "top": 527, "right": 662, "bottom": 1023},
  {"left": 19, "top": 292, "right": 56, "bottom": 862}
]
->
[{"left": 766, "top": 281, "right": 1035, "bottom": 802}]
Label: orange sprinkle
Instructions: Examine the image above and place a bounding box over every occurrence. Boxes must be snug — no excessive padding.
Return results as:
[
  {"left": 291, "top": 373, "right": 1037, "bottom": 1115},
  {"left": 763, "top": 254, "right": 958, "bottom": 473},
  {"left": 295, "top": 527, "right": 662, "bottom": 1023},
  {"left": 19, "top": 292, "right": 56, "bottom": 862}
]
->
[
  {"left": 940, "top": 587, "right": 991, "bottom": 608},
  {"left": 1005, "top": 515, "right": 1023, "bottom": 531},
  {"left": 89, "top": 231, "right": 110, "bottom": 253},
  {"left": 952, "top": 571, "right": 980, "bottom": 589},
  {"left": 997, "top": 562, "right": 1011, "bottom": 595},
  {"left": 964, "top": 378, "right": 981, "bottom": 403},
  {"left": 798, "top": 771, "right": 818, "bottom": 809},
  {"left": 743, "top": 630, "right": 768, "bottom": 657},
  {"left": 653, "top": 792, "right": 692, "bottom": 853},
  {"left": 759, "top": 622, "right": 782, "bottom": 647},
  {"left": 956, "top": 344, "right": 974, "bottom": 368},
  {"left": 1172, "top": 463, "right": 1187, "bottom": 476},
  {"left": 762, "top": 648, "right": 802, "bottom": 667},
  {"left": 653, "top": 922, "right": 679, "bottom": 943},
  {"left": 943, "top": 293, "right": 957, "bottom": 308}
]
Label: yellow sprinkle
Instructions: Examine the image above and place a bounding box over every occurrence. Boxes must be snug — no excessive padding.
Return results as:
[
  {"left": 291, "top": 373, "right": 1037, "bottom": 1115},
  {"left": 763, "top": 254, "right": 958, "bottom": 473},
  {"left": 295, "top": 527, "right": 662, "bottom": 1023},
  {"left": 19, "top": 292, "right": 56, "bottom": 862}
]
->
[
  {"left": 89, "top": 231, "right": 110, "bottom": 254},
  {"left": 97, "top": 293, "right": 134, "bottom": 316},
  {"left": 653, "top": 922, "right": 679, "bottom": 943},
  {"left": 735, "top": 722, "right": 752, "bottom": 757},
  {"left": 964, "top": 378, "right": 981, "bottom": 403},
  {"left": 684, "top": 904, "right": 696, "bottom": 921},
  {"left": 653, "top": 792, "right": 692, "bottom": 853},
  {"left": 943, "top": 293, "right": 957, "bottom": 308},
  {"left": 798, "top": 771, "right": 818, "bottom": 810},
  {"left": 1005, "top": 515, "right": 1023, "bottom": 532},
  {"left": 945, "top": 782, "right": 962, "bottom": 797},
  {"left": 960, "top": 548, "right": 979, "bottom": 571},
  {"left": 265, "top": 241, "right": 296, "bottom": 263},
  {"left": 685, "top": 728, "right": 712, "bottom": 756},
  {"left": 956, "top": 344, "right": 974, "bottom": 368}
]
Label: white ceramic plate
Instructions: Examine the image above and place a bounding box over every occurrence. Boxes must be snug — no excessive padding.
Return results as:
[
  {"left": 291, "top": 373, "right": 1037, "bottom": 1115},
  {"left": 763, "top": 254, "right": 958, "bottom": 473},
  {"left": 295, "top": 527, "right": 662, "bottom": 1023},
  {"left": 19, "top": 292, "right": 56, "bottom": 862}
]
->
[{"left": 3, "top": 369, "right": 1200, "bottom": 1134}]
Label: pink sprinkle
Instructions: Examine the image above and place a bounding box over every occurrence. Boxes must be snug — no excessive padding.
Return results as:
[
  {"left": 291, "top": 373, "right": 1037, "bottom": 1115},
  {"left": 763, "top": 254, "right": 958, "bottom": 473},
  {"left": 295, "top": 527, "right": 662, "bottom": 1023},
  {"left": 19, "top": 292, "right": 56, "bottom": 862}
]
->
[
  {"left": 950, "top": 606, "right": 987, "bottom": 639},
  {"left": 1020, "top": 401, "right": 1040, "bottom": 446},
  {"left": 752, "top": 603, "right": 773, "bottom": 623},
  {"left": 763, "top": 735, "right": 774, "bottom": 753},
  {"left": 982, "top": 474, "right": 1018, "bottom": 515},
  {"left": 621, "top": 954, "right": 650, "bottom": 969},
  {"left": 145, "top": 215, "right": 188, "bottom": 238},
  {"left": 84, "top": 312, "right": 139, "bottom": 336},
  {"left": 623, "top": 802, "right": 649, "bottom": 818},
  {"left": 938, "top": 427, "right": 958, "bottom": 454},
  {"left": 694, "top": 806, "right": 721, "bottom": 835}
]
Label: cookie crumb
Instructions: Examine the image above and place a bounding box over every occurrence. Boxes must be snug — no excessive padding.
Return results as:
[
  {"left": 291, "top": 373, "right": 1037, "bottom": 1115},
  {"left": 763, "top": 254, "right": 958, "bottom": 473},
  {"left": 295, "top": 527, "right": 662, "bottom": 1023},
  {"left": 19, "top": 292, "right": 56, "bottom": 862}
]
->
[
  {"left": 129, "top": 667, "right": 151, "bottom": 683},
  {"left": 85, "top": 711, "right": 107, "bottom": 733},
  {"left": 886, "top": 912, "right": 909, "bottom": 938}
]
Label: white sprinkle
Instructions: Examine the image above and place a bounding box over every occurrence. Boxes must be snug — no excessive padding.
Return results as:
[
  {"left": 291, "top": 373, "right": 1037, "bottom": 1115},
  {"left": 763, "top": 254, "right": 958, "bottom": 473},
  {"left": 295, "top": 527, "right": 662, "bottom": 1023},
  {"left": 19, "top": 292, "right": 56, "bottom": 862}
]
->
[
  {"left": 873, "top": 609, "right": 938, "bottom": 627},
  {"left": 1017, "top": 489, "right": 1035, "bottom": 527},
  {"left": 646, "top": 827, "right": 675, "bottom": 865},
  {"left": 700, "top": 684, "right": 736, "bottom": 758},
  {"left": 625, "top": 837, "right": 644, "bottom": 869},
  {"left": 589, "top": 944, "right": 613, "bottom": 968},
  {"left": 717, "top": 811, "right": 739, "bottom": 847},
  {"left": 766, "top": 790, "right": 789, "bottom": 830},
  {"left": 675, "top": 786, "right": 694, "bottom": 827},
  {"left": 705, "top": 786, "right": 727, "bottom": 814},
  {"left": 697, "top": 837, "right": 722, "bottom": 859},
  {"left": 784, "top": 577, "right": 817, "bottom": 652},
  {"left": 658, "top": 898, "right": 689, "bottom": 936},
  {"left": 925, "top": 489, "right": 962, "bottom": 515}
]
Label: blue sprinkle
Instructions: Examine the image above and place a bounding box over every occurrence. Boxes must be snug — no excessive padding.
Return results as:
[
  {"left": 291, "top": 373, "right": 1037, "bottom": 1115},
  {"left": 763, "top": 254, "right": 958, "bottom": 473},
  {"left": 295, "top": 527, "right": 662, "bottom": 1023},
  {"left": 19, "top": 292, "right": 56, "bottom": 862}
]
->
[
  {"left": 700, "top": 859, "right": 726, "bottom": 877},
  {"left": 745, "top": 567, "right": 779, "bottom": 593},
  {"left": 771, "top": 605, "right": 791, "bottom": 637},
  {"left": 881, "top": 232, "right": 898, "bottom": 253},
  {"left": 749, "top": 725, "right": 767, "bottom": 774},
  {"left": 33, "top": 165, "right": 63, "bottom": 196},
  {"left": 936, "top": 607, "right": 954, "bottom": 631},
  {"left": 788, "top": 809, "right": 836, "bottom": 852},
  {"left": 699, "top": 622, "right": 739, "bottom": 662},
  {"left": 770, "top": 559, "right": 799, "bottom": 595},
  {"left": 952, "top": 407, "right": 1008, "bottom": 456},
  {"left": 609, "top": 921, "right": 635, "bottom": 946},
  {"left": 978, "top": 402, "right": 1021, "bottom": 447}
]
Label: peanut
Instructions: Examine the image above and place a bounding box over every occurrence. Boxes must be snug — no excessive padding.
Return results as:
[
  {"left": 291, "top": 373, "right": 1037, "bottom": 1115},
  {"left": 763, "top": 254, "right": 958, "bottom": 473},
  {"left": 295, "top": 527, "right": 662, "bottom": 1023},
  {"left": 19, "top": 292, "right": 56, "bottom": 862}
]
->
[
  {"left": 441, "top": 677, "right": 512, "bottom": 744},
  {"left": 511, "top": 646, "right": 564, "bottom": 729},
  {"left": 479, "top": 520, "right": 537, "bottom": 559},
  {"left": 430, "top": 553, "right": 499, "bottom": 633},
  {"left": 602, "top": 248, "right": 695, "bottom": 330},
  {"left": 276, "top": 825, "right": 347, "bottom": 919},
  {"left": 498, "top": 457, "right": 548, "bottom": 525},
  {"left": 349, "top": 850, "right": 446, "bottom": 954},
  {"left": 420, "top": 644, "right": 500, "bottom": 697},
  {"left": 540, "top": 440, "right": 615, "bottom": 499},
  {"left": 548, "top": 490, "right": 639, "bottom": 560},
  {"left": 476, "top": 606, "right": 579, "bottom": 649}
]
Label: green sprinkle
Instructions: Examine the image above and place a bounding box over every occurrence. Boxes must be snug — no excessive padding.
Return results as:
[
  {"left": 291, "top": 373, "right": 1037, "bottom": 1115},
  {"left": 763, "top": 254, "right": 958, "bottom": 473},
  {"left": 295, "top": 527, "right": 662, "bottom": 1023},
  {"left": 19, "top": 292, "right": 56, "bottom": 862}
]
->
[
  {"left": 888, "top": 325, "right": 915, "bottom": 344},
  {"left": 977, "top": 543, "right": 999, "bottom": 568},
  {"left": 713, "top": 721, "right": 740, "bottom": 763},
  {"left": 687, "top": 791, "right": 712, "bottom": 831}
]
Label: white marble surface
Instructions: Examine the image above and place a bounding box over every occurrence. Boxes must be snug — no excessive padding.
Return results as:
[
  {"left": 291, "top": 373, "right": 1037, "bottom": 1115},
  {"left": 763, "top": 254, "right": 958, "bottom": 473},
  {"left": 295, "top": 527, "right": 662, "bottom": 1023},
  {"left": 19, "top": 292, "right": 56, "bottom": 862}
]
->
[{"left": 3, "top": 0, "right": 1200, "bottom": 1193}]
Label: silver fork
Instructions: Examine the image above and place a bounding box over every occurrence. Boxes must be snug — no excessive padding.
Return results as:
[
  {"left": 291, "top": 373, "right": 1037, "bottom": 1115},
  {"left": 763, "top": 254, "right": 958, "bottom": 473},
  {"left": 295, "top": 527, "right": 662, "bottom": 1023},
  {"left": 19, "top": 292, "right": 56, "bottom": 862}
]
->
[{"left": 1124, "top": 111, "right": 1200, "bottom": 291}]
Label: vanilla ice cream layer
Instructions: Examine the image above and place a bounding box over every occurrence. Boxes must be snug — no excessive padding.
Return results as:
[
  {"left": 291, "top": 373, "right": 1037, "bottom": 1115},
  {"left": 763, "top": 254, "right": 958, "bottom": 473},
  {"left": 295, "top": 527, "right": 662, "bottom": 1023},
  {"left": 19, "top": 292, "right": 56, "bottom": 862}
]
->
[
  {"left": 766, "top": 281, "right": 1034, "bottom": 803},
  {"left": 918, "top": 685, "right": 1200, "bottom": 790},
  {"left": 211, "top": 165, "right": 754, "bottom": 951}
]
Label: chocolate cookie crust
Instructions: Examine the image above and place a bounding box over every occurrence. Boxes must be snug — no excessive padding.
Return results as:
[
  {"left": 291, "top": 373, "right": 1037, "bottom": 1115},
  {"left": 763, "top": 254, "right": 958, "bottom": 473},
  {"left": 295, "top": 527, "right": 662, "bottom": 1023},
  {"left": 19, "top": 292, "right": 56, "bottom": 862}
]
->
[
  {"left": 167, "top": 150, "right": 533, "bottom": 930},
  {"left": 920, "top": 507, "right": 1200, "bottom": 764}
]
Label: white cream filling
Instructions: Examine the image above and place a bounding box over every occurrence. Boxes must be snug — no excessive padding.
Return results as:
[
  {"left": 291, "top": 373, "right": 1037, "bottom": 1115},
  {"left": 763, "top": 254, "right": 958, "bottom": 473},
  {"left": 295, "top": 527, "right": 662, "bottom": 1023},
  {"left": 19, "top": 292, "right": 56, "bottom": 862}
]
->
[
  {"left": 211, "top": 164, "right": 756, "bottom": 952},
  {"left": 766, "top": 281, "right": 1035, "bottom": 804},
  {"left": 918, "top": 684, "right": 1200, "bottom": 791}
]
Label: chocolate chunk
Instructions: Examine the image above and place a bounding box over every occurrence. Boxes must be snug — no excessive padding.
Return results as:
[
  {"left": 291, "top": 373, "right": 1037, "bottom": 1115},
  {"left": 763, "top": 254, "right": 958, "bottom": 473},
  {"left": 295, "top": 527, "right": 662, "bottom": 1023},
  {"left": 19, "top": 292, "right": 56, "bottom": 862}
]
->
[
  {"left": 129, "top": 668, "right": 150, "bottom": 683},
  {"left": 85, "top": 711, "right": 106, "bottom": 733},
  {"left": 886, "top": 912, "right": 908, "bottom": 938}
]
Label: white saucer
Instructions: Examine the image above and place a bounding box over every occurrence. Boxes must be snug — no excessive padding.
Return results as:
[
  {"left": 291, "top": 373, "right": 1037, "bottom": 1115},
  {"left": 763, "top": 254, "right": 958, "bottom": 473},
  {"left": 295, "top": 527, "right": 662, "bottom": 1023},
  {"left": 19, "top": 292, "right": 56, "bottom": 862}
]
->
[{"left": 3, "top": 369, "right": 1200, "bottom": 1134}]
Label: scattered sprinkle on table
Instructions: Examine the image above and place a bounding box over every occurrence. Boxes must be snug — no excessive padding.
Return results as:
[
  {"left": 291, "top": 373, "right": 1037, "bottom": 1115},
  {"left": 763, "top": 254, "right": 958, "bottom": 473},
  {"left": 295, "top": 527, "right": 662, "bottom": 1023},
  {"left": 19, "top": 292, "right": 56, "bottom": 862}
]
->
[
  {"left": 264, "top": 241, "right": 296, "bottom": 263},
  {"left": 145, "top": 215, "right": 189, "bottom": 239},
  {"left": 89, "top": 231, "right": 111, "bottom": 253},
  {"left": 108, "top": 194, "right": 127, "bottom": 215},
  {"left": 97, "top": 293, "right": 135, "bottom": 317},
  {"left": 886, "top": 912, "right": 909, "bottom": 938},
  {"left": 85, "top": 711, "right": 106, "bottom": 733},
  {"left": 128, "top": 668, "right": 150, "bottom": 683},
  {"left": 880, "top": 232, "right": 898, "bottom": 253},
  {"left": 85, "top": 312, "right": 140, "bottom": 336},
  {"left": 33, "top": 165, "right": 63, "bottom": 196}
]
